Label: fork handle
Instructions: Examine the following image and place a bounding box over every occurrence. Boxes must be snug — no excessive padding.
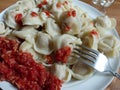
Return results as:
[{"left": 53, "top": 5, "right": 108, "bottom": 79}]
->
[
  {"left": 113, "top": 73, "right": 120, "bottom": 80},
  {"left": 110, "top": 71, "right": 120, "bottom": 80}
]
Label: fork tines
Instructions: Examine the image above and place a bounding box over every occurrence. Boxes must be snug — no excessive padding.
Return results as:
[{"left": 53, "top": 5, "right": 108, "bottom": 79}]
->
[{"left": 73, "top": 44, "right": 99, "bottom": 63}]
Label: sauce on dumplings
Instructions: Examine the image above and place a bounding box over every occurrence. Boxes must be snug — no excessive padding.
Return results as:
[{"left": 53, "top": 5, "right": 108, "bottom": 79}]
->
[
  {"left": 0, "top": 37, "right": 62, "bottom": 90},
  {"left": 15, "top": 13, "right": 23, "bottom": 26}
]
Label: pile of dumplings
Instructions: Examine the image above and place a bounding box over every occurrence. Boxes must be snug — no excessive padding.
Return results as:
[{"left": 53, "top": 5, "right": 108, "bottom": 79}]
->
[{"left": 0, "top": 0, "right": 120, "bottom": 83}]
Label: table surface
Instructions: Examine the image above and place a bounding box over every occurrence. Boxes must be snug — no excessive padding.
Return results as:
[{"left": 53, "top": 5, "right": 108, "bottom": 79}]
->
[{"left": 0, "top": 0, "right": 120, "bottom": 90}]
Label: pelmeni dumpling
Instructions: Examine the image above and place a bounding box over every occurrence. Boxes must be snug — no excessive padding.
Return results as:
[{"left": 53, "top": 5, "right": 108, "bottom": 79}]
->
[
  {"left": 45, "top": 18, "right": 61, "bottom": 37},
  {"left": 19, "top": 41, "right": 32, "bottom": 51},
  {"left": 22, "top": 8, "right": 43, "bottom": 26},
  {"left": 35, "top": 0, "right": 54, "bottom": 11},
  {"left": 33, "top": 32, "right": 54, "bottom": 55},
  {"left": 50, "top": 0, "right": 73, "bottom": 14},
  {"left": 54, "top": 34, "right": 82, "bottom": 50},
  {"left": 0, "top": 27, "right": 12, "bottom": 37},
  {"left": 50, "top": 1, "right": 64, "bottom": 19},
  {"left": 80, "top": 13, "right": 92, "bottom": 29},
  {"left": 81, "top": 30, "right": 100, "bottom": 50},
  {"left": 17, "top": 0, "right": 36, "bottom": 11},
  {"left": 79, "top": 22, "right": 96, "bottom": 37},
  {"left": 98, "top": 34, "right": 120, "bottom": 57},
  {"left": 60, "top": 10, "right": 82, "bottom": 35},
  {"left": 72, "top": 61, "right": 94, "bottom": 80},
  {"left": 0, "top": 22, "right": 13, "bottom": 37},
  {"left": 34, "top": 0, "right": 43, "bottom": 5},
  {"left": 19, "top": 41, "right": 44, "bottom": 60},
  {"left": 35, "top": 0, "right": 53, "bottom": 6},
  {"left": 12, "top": 26, "right": 38, "bottom": 43},
  {"left": 66, "top": 56, "right": 78, "bottom": 65},
  {"left": 76, "top": 12, "right": 95, "bottom": 37},
  {"left": 39, "top": 11, "right": 51, "bottom": 24},
  {"left": 26, "top": 48, "right": 41, "bottom": 60},
  {"left": 0, "top": 22, "right": 6, "bottom": 34},
  {"left": 4, "top": 7, "right": 24, "bottom": 29},
  {"left": 39, "top": 12, "right": 47, "bottom": 21},
  {"left": 95, "top": 16, "right": 116, "bottom": 36},
  {"left": 51, "top": 63, "right": 72, "bottom": 82},
  {"left": 95, "top": 15, "right": 116, "bottom": 30}
]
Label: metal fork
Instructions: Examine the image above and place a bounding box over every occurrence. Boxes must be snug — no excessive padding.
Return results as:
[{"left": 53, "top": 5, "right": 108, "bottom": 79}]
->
[{"left": 73, "top": 44, "right": 120, "bottom": 79}]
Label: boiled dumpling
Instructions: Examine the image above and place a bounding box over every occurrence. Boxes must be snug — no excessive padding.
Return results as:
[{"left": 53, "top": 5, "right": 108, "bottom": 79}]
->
[
  {"left": 12, "top": 26, "right": 38, "bottom": 43},
  {"left": 98, "top": 34, "right": 120, "bottom": 57},
  {"left": 60, "top": 10, "right": 82, "bottom": 35},
  {"left": 19, "top": 41, "right": 44, "bottom": 60},
  {"left": 51, "top": 63, "right": 72, "bottom": 82},
  {"left": 45, "top": 18, "right": 61, "bottom": 37},
  {"left": 0, "top": 27, "right": 12, "bottom": 37},
  {"left": 95, "top": 15, "right": 116, "bottom": 30},
  {"left": 17, "top": 0, "right": 36, "bottom": 11},
  {"left": 81, "top": 30, "right": 100, "bottom": 50},
  {"left": 4, "top": 6, "right": 24, "bottom": 29},
  {"left": 19, "top": 41, "right": 32, "bottom": 51},
  {"left": 22, "top": 8, "right": 43, "bottom": 26},
  {"left": 72, "top": 61, "right": 94, "bottom": 80},
  {"left": 50, "top": 1, "right": 64, "bottom": 19},
  {"left": 54, "top": 34, "right": 82, "bottom": 50},
  {"left": 33, "top": 32, "right": 54, "bottom": 55},
  {"left": 79, "top": 13, "right": 96, "bottom": 37},
  {"left": 35, "top": 0, "right": 53, "bottom": 7},
  {"left": 0, "top": 22, "right": 12, "bottom": 36},
  {"left": 39, "top": 11, "right": 50, "bottom": 24},
  {"left": 66, "top": 56, "right": 78, "bottom": 65},
  {"left": 0, "top": 21, "right": 6, "bottom": 34}
]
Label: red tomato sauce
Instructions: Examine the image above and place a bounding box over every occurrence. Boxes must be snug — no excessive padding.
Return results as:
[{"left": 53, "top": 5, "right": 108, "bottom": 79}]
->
[
  {"left": 46, "top": 46, "right": 71, "bottom": 64},
  {"left": 15, "top": 13, "right": 23, "bottom": 26},
  {"left": 54, "top": 46, "right": 71, "bottom": 63},
  {"left": 0, "top": 37, "right": 62, "bottom": 90}
]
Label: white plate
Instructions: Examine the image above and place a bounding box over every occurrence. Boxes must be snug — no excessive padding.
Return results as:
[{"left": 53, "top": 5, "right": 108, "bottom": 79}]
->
[{"left": 0, "top": 0, "right": 120, "bottom": 90}]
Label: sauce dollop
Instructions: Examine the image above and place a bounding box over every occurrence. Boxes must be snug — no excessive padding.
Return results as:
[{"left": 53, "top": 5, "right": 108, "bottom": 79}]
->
[{"left": 0, "top": 37, "right": 62, "bottom": 90}]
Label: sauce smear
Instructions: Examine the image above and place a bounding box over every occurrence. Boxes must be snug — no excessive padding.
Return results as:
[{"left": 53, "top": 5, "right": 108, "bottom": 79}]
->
[{"left": 0, "top": 37, "right": 62, "bottom": 90}]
